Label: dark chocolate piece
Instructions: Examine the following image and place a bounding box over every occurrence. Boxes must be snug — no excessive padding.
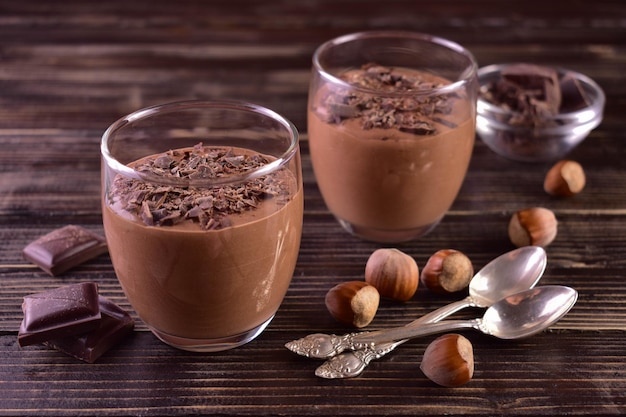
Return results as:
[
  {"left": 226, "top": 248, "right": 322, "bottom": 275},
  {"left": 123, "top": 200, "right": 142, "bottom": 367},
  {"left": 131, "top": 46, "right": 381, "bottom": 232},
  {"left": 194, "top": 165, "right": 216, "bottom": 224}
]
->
[
  {"left": 502, "top": 64, "right": 562, "bottom": 114},
  {"left": 22, "top": 225, "right": 108, "bottom": 276},
  {"left": 559, "top": 72, "right": 591, "bottom": 112},
  {"left": 500, "top": 64, "right": 560, "bottom": 117},
  {"left": 44, "top": 296, "right": 135, "bottom": 363},
  {"left": 18, "top": 283, "right": 101, "bottom": 347}
]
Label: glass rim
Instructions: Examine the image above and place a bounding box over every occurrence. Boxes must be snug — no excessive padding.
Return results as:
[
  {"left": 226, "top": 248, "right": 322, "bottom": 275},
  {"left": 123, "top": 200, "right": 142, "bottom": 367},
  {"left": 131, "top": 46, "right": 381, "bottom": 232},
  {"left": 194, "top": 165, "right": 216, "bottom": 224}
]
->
[
  {"left": 312, "top": 30, "right": 478, "bottom": 98},
  {"left": 101, "top": 99, "right": 300, "bottom": 187}
]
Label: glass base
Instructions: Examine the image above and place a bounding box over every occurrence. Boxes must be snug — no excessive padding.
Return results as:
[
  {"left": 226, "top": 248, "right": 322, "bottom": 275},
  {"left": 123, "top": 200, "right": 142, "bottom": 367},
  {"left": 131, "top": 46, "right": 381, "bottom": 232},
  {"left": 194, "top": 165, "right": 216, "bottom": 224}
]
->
[
  {"left": 148, "top": 315, "right": 274, "bottom": 352},
  {"left": 337, "top": 217, "right": 441, "bottom": 243}
]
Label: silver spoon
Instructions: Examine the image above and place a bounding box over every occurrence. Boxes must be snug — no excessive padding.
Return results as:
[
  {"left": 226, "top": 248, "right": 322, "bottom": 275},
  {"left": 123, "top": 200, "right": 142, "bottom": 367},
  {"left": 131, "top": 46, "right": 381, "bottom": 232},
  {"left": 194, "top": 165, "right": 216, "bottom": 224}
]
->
[
  {"left": 314, "top": 246, "right": 547, "bottom": 378},
  {"left": 351, "top": 285, "right": 577, "bottom": 345},
  {"left": 286, "top": 246, "right": 546, "bottom": 360}
]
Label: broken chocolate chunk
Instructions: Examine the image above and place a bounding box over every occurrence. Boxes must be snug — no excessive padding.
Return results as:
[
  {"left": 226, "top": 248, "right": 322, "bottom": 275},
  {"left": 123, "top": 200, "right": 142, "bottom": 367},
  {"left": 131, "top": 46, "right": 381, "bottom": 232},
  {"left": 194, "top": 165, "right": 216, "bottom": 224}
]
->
[
  {"left": 44, "top": 296, "right": 135, "bottom": 363},
  {"left": 22, "top": 225, "right": 108, "bottom": 276},
  {"left": 559, "top": 73, "right": 591, "bottom": 113},
  {"left": 502, "top": 63, "right": 561, "bottom": 116},
  {"left": 18, "top": 283, "right": 101, "bottom": 347},
  {"left": 501, "top": 63, "right": 557, "bottom": 89}
]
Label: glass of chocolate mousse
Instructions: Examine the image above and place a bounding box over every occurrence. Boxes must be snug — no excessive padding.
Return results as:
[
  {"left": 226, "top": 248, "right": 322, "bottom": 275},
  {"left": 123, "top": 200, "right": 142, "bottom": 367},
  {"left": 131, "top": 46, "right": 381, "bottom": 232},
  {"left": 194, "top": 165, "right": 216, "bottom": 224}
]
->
[
  {"left": 308, "top": 31, "right": 478, "bottom": 243},
  {"left": 101, "top": 100, "right": 303, "bottom": 352}
]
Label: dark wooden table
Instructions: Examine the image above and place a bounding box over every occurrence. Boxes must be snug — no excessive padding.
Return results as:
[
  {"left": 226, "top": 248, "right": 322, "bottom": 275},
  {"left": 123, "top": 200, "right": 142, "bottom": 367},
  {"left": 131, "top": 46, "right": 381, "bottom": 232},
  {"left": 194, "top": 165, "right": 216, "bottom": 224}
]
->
[{"left": 1, "top": 1, "right": 625, "bottom": 415}]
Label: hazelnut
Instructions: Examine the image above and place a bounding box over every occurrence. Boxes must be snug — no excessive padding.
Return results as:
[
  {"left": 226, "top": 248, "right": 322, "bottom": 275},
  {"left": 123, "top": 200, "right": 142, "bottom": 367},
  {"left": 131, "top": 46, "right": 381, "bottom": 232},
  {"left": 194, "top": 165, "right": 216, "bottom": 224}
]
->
[
  {"left": 420, "top": 333, "right": 474, "bottom": 387},
  {"left": 544, "top": 160, "right": 586, "bottom": 197},
  {"left": 325, "top": 281, "right": 380, "bottom": 328},
  {"left": 421, "top": 249, "right": 474, "bottom": 295},
  {"left": 364, "top": 248, "right": 419, "bottom": 302},
  {"left": 508, "top": 207, "right": 557, "bottom": 248}
]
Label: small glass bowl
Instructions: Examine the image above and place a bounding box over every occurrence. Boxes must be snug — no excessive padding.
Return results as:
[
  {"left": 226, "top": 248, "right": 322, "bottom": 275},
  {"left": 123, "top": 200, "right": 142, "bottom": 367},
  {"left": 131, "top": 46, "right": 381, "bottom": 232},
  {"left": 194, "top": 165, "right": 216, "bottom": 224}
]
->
[{"left": 476, "top": 63, "right": 605, "bottom": 162}]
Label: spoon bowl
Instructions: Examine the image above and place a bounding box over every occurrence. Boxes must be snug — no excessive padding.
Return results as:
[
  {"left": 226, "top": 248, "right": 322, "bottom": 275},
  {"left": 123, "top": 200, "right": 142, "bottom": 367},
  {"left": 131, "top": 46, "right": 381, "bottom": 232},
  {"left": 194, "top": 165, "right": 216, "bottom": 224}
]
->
[
  {"left": 481, "top": 285, "right": 578, "bottom": 339},
  {"left": 469, "top": 246, "right": 547, "bottom": 307}
]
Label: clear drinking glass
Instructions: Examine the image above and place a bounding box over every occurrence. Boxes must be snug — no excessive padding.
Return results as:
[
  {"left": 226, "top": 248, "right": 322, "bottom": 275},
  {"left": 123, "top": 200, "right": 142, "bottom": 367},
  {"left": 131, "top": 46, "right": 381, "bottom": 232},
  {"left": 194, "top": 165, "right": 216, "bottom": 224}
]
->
[
  {"left": 101, "top": 100, "right": 303, "bottom": 352},
  {"left": 308, "top": 31, "right": 478, "bottom": 243}
]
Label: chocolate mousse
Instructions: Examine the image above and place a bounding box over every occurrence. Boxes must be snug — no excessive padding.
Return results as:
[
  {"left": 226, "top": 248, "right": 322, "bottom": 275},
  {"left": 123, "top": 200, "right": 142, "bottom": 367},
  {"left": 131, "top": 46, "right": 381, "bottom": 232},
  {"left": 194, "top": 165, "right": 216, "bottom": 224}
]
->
[
  {"left": 308, "top": 64, "right": 475, "bottom": 241},
  {"left": 102, "top": 144, "right": 303, "bottom": 348}
]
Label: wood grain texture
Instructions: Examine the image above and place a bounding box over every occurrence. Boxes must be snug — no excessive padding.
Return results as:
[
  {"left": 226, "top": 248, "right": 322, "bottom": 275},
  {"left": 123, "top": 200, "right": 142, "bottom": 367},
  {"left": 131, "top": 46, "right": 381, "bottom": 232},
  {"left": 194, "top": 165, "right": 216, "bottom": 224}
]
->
[{"left": 1, "top": 0, "right": 625, "bottom": 415}]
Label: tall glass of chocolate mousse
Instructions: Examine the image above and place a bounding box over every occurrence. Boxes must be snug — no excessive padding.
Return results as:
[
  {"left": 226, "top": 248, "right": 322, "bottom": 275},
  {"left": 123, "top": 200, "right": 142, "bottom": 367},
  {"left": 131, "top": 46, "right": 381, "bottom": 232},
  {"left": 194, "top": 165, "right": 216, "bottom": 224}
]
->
[
  {"left": 308, "top": 31, "right": 478, "bottom": 242},
  {"left": 101, "top": 100, "right": 303, "bottom": 352}
]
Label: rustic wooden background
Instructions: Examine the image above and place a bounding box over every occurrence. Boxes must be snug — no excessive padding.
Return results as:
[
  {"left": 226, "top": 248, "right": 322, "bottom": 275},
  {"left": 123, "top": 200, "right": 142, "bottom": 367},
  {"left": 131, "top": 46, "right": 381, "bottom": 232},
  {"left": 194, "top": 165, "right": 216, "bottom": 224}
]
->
[{"left": 1, "top": 1, "right": 625, "bottom": 415}]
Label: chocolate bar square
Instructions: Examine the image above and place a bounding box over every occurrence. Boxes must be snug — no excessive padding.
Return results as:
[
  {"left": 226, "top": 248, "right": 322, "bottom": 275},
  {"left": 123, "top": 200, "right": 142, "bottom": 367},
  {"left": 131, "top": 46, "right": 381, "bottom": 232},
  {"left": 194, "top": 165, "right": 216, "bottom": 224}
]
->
[
  {"left": 18, "top": 282, "right": 101, "bottom": 347},
  {"left": 44, "top": 296, "right": 135, "bottom": 363},
  {"left": 22, "top": 225, "right": 108, "bottom": 276}
]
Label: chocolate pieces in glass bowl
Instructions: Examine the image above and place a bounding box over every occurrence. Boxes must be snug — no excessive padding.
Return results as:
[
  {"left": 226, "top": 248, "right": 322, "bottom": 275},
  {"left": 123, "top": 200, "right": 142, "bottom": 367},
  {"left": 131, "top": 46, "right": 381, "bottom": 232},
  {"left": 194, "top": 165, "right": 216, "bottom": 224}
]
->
[{"left": 476, "top": 63, "right": 605, "bottom": 162}]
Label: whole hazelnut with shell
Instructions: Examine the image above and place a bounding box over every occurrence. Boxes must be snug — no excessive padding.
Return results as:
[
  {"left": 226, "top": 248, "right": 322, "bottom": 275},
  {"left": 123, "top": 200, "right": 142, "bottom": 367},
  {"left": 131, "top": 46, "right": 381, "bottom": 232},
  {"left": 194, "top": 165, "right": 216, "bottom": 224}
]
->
[
  {"left": 420, "top": 333, "right": 475, "bottom": 387},
  {"left": 508, "top": 207, "right": 557, "bottom": 248},
  {"left": 421, "top": 249, "right": 474, "bottom": 295},
  {"left": 544, "top": 159, "right": 586, "bottom": 197},
  {"left": 365, "top": 248, "right": 419, "bottom": 302},
  {"left": 325, "top": 281, "right": 380, "bottom": 328}
]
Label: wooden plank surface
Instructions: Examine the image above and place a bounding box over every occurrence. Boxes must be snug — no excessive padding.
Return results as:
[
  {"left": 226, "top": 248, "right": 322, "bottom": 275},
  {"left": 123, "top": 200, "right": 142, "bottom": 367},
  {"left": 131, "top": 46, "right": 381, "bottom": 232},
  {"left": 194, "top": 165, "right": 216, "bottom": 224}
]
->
[{"left": 1, "top": 0, "right": 626, "bottom": 415}]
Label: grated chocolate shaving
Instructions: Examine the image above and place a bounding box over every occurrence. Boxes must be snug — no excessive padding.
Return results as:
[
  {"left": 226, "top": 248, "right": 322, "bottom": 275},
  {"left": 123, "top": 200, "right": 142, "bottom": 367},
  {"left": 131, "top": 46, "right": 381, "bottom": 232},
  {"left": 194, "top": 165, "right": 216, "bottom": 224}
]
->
[
  {"left": 108, "top": 144, "right": 293, "bottom": 230},
  {"left": 316, "top": 63, "right": 458, "bottom": 135}
]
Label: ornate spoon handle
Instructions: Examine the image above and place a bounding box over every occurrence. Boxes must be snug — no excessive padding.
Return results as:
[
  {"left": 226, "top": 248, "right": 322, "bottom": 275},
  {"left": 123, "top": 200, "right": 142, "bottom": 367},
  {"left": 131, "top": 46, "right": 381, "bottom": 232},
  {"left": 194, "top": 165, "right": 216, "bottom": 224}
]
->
[
  {"left": 285, "top": 297, "right": 474, "bottom": 359},
  {"left": 315, "top": 340, "right": 402, "bottom": 378},
  {"left": 284, "top": 332, "right": 362, "bottom": 358},
  {"left": 314, "top": 298, "right": 473, "bottom": 378}
]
